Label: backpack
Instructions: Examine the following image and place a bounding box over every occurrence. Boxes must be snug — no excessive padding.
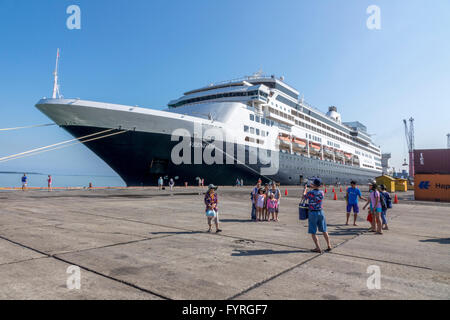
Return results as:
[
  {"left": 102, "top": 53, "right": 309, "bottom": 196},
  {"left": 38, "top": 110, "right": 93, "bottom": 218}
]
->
[
  {"left": 382, "top": 191, "right": 392, "bottom": 209},
  {"left": 379, "top": 191, "right": 387, "bottom": 211}
]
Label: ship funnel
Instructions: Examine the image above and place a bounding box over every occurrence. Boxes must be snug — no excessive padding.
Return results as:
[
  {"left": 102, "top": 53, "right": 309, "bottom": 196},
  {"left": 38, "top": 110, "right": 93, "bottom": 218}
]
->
[{"left": 326, "top": 106, "right": 342, "bottom": 123}]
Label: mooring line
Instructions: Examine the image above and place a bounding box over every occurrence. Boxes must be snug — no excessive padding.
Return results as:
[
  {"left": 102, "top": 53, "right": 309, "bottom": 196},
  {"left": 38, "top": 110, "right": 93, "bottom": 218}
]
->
[
  {"left": 0, "top": 129, "right": 126, "bottom": 163},
  {"left": 0, "top": 123, "right": 56, "bottom": 131}
]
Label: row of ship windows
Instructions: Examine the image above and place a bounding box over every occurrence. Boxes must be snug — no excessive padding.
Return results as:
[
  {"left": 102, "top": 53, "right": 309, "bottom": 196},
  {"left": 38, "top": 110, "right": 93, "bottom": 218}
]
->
[
  {"left": 289, "top": 109, "right": 380, "bottom": 155},
  {"left": 362, "top": 164, "right": 375, "bottom": 169},
  {"left": 355, "top": 150, "right": 373, "bottom": 159},
  {"left": 292, "top": 109, "right": 358, "bottom": 143},
  {"left": 309, "top": 134, "right": 322, "bottom": 143},
  {"left": 279, "top": 165, "right": 349, "bottom": 176},
  {"left": 326, "top": 140, "right": 340, "bottom": 148},
  {"left": 244, "top": 125, "right": 270, "bottom": 137},
  {"left": 271, "top": 102, "right": 288, "bottom": 112},
  {"left": 169, "top": 90, "right": 269, "bottom": 108},
  {"left": 244, "top": 136, "right": 264, "bottom": 145},
  {"left": 249, "top": 114, "right": 274, "bottom": 127},
  {"left": 292, "top": 117, "right": 379, "bottom": 158},
  {"left": 268, "top": 106, "right": 295, "bottom": 122}
]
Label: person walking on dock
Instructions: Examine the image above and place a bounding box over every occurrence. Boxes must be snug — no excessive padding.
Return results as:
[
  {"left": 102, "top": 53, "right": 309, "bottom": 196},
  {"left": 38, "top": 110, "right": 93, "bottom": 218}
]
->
[
  {"left": 204, "top": 184, "right": 222, "bottom": 233},
  {"left": 379, "top": 184, "right": 392, "bottom": 230},
  {"left": 169, "top": 178, "right": 174, "bottom": 191},
  {"left": 363, "top": 183, "right": 383, "bottom": 234},
  {"left": 303, "top": 178, "right": 332, "bottom": 253},
  {"left": 250, "top": 182, "right": 261, "bottom": 221},
  {"left": 47, "top": 175, "right": 52, "bottom": 192},
  {"left": 345, "top": 181, "right": 366, "bottom": 226},
  {"left": 158, "top": 176, "right": 163, "bottom": 190},
  {"left": 21, "top": 174, "right": 27, "bottom": 191}
]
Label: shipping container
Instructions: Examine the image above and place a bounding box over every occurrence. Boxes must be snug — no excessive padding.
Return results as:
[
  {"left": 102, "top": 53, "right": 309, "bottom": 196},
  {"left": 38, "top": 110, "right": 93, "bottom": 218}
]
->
[
  {"left": 414, "top": 174, "right": 450, "bottom": 202},
  {"left": 414, "top": 149, "right": 450, "bottom": 174}
]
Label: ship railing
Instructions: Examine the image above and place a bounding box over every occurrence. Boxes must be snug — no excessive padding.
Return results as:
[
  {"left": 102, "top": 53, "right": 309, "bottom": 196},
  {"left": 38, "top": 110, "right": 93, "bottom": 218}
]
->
[{"left": 208, "top": 75, "right": 275, "bottom": 87}]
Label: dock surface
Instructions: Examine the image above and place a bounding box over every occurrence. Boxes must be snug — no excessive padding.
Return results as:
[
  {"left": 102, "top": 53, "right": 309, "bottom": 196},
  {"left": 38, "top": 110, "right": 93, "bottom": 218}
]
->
[{"left": 0, "top": 187, "right": 449, "bottom": 299}]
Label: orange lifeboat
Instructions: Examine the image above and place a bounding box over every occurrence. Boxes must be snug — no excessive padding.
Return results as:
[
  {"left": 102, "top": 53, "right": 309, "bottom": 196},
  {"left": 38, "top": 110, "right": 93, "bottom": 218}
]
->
[
  {"left": 278, "top": 135, "right": 291, "bottom": 147},
  {"left": 309, "top": 142, "right": 321, "bottom": 152},
  {"left": 292, "top": 137, "right": 307, "bottom": 149}
]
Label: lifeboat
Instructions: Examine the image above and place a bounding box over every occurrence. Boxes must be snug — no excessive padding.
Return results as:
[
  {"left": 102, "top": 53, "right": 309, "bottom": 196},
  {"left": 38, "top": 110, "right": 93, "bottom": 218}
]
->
[
  {"left": 324, "top": 146, "right": 334, "bottom": 155},
  {"left": 292, "top": 137, "right": 307, "bottom": 150},
  {"left": 344, "top": 152, "right": 353, "bottom": 160},
  {"left": 309, "top": 142, "right": 321, "bottom": 153},
  {"left": 335, "top": 149, "right": 345, "bottom": 157},
  {"left": 278, "top": 135, "right": 291, "bottom": 146}
]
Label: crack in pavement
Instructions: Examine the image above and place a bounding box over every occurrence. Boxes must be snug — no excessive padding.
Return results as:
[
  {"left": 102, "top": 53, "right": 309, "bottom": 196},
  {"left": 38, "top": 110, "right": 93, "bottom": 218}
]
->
[{"left": 0, "top": 234, "right": 171, "bottom": 300}]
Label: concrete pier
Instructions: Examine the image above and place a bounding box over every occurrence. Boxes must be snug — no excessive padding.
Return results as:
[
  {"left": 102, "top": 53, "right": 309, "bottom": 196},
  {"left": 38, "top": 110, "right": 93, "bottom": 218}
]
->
[{"left": 0, "top": 187, "right": 449, "bottom": 299}]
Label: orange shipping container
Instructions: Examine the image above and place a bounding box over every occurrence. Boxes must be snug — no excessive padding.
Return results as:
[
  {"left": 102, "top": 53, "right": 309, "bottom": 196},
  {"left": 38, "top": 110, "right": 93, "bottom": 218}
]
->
[{"left": 414, "top": 174, "right": 450, "bottom": 202}]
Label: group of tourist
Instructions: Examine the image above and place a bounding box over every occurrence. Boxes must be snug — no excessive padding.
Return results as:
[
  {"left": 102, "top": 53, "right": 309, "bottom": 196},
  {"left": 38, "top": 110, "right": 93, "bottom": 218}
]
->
[
  {"left": 157, "top": 176, "right": 176, "bottom": 190},
  {"left": 19, "top": 173, "right": 52, "bottom": 191},
  {"left": 202, "top": 177, "right": 393, "bottom": 253},
  {"left": 250, "top": 180, "right": 282, "bottom": 222},
  {"left": 302, "top": 179, "right": 393, "bottom": 252}
]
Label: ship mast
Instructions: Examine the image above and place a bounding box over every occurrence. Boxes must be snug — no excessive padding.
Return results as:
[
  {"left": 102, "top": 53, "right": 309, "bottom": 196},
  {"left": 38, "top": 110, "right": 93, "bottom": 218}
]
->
[{"left": 52, "top": 48, "right": 61, "bottom": 99}]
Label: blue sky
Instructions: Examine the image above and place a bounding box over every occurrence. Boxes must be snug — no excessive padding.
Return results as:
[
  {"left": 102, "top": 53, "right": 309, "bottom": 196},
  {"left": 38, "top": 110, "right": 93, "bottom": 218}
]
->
[{"left": 0, "top": 0, "right": 449, "bottom": 178}]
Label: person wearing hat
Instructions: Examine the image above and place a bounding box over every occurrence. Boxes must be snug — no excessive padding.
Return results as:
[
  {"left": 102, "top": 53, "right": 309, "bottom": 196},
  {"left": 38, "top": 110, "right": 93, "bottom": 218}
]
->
[
  {"left": 204, "top": 184, "right": 222, "bottom": 233},
  {"left": 303, "top": 178, "right": 332, "bottom": 253}
]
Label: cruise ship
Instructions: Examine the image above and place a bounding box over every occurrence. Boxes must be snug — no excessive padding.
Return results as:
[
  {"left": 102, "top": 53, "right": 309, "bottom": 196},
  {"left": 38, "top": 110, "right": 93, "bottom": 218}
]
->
[{"left": 36, "top": 73, "right": 382, "bottom": 186}]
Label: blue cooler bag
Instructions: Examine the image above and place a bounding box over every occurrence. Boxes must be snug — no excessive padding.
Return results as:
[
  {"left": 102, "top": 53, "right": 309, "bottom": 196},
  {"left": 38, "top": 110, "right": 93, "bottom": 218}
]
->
[
  {"left": 299, "top": 200, "right": 309, "bottom": 220},
  {"left": 206, "top": 209, "right": 216, "bottom": 217}
]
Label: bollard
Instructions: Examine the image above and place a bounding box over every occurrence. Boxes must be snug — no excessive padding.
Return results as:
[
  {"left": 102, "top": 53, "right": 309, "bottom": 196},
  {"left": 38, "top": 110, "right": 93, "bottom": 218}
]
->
[
  {"left": 333, "top": 192, "right": 338, "bottom": 200},
  {"left": 394, "top": 194, "right": 399, "bottom": 204},
  {"left": 332, "top": 187, "right": 335, "bottom": 193},
  {"left": 324, "top": 187, "right": 327, "bottom": 193},
  {"left": 285, "top": 188, "right": 288, "bottom": 196}
]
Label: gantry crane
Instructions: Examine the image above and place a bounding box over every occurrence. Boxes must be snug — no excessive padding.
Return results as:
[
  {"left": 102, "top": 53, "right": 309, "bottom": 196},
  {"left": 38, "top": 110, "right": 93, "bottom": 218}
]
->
[{"left": 403, "top": 118, "right": 415, "bottom": 178}]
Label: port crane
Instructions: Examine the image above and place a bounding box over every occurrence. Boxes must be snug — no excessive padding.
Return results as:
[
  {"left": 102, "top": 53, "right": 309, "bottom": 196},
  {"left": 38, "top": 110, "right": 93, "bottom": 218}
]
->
[{"left": 403, "top": 118, "right": 415, "bottom": 178}]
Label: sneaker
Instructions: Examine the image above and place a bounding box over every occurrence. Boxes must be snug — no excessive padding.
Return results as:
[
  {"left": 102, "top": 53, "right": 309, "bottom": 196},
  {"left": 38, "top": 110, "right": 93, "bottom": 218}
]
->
[{"left": 216, "top": 229, "right": 222, "bottom": 233}]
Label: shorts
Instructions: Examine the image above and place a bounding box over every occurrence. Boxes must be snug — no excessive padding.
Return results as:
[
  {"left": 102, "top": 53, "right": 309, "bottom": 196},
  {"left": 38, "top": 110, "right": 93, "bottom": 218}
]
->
[
  {"left": 346, "top": 203, "right": 359, "bottom": 214},
  {"left": 268, "top": 208, "right": 276, "bottom": 214},
  {"left": 308, "top": 210, "right": 327, "bottom": 235}
]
